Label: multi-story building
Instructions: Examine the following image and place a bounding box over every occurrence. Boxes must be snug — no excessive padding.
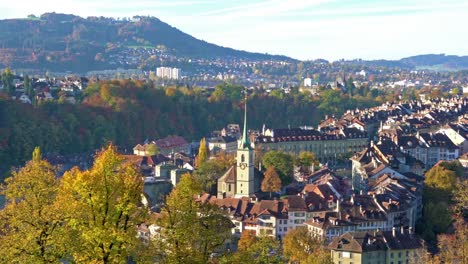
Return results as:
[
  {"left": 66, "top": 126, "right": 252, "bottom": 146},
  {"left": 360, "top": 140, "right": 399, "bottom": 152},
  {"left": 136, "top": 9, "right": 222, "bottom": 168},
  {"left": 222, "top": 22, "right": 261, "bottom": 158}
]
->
[
  {"left": 156, "top": 67, "right": 180, "bottom": 80},
  {"left": 207, "top": 136, "right": 238, "bottom": 154},
  {"left": 329, "top": 229, "right": 424, "bottom": 264},
  {"left": 254, "top": 127, "right": 368, "bottom": 162}
]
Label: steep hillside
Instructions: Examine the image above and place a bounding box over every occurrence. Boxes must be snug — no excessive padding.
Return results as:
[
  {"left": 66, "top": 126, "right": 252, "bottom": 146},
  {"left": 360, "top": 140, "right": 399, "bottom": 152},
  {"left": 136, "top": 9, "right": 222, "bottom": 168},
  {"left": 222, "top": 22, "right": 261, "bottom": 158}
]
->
[{"left": 0, "top": 13, "right": 292, "bottom": 72}]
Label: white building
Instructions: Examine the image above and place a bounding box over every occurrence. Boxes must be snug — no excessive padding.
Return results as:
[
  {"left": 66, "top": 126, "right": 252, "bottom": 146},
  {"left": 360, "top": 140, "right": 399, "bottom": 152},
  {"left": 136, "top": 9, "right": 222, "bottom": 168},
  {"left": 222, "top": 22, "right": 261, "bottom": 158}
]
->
[
  {"left": 304, "top": 77, "right": 312, "bottom": 87},
  {"left": 156, "top": 67, "right": 180, "bottom": 80}
]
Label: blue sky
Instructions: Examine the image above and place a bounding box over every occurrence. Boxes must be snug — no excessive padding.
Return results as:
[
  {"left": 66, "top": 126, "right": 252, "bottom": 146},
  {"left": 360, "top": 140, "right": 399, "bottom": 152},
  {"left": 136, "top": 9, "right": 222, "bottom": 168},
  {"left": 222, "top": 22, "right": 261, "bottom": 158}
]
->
[{"left": 1, "top": 0, "right": 467, "bottom": 61}]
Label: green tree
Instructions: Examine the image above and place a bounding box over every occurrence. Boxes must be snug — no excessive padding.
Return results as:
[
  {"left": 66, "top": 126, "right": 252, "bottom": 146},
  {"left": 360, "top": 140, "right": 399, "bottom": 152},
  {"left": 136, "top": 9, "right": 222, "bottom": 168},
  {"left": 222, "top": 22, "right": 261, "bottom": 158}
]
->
[
  {"left": 425, "top": 161, "right": 460, "bottom": 202},
  {"left": 210, "top": 83, "right": 243, "bottom": 102},
  {"left": 295, "top": 151, "right": 319, "bottom": 173},
  {"left": 1, "top": 67, "right": 14, "bottom": 96},
  {"left": 261, "top": 166, "right": 282, "bottom": 198},
  {"left": 156, "top": 174, "right": 233, "bottom": 263},
  {"left": 58, "top": 145, "right": 147, "bottom": 263},
  {"left": 262, "top": 151, "right": 294, "bottom": 185},
  {"left": 0, "top": 148, "right": 65, "bottom": 263},
  {"left": 195, "top": 159, "right": 225, "bottom": 193},
  {"left": 454, "top": 179, "right": 468, "bottom": 217},
  {"left": 146, "top": 143, "right": 159, "bottom": 156},
  {"left": 346, "top": 76, "right": 356, "bottom": 96}
]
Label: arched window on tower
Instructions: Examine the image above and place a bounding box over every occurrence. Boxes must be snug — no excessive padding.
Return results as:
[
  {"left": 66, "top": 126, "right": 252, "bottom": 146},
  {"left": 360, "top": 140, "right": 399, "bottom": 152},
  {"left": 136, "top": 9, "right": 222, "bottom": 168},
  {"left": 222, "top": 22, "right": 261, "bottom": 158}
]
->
[{"left": 241, "top": 154, "right": 245, "bottom": 162}]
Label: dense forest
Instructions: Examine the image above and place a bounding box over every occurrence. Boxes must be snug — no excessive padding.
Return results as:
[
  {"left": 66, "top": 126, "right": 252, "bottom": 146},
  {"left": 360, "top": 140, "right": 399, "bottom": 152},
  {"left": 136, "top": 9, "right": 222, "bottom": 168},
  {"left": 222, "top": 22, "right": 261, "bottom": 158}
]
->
[{"left": 0, "top": 80, "right": 383, "bottom": 179}]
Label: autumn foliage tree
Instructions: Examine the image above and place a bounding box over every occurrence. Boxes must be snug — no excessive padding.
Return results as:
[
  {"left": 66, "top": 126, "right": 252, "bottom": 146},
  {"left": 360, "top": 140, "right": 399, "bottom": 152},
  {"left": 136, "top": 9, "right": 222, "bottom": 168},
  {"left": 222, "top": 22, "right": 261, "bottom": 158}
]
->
[
  {"left": 0, "top": 147, "right": 66, "bottom": 263},
  {"left": 196, "top": 137, "right": 209, "bottom": 167},
  {"left": 283, "top": 227, "right": 333, "bottom": 264},
  {"left": 261, "top": 166, "right": 282, "bottom": 198},
  {"left": 58, "top": 145, "right": 147, "bottom": 263}
]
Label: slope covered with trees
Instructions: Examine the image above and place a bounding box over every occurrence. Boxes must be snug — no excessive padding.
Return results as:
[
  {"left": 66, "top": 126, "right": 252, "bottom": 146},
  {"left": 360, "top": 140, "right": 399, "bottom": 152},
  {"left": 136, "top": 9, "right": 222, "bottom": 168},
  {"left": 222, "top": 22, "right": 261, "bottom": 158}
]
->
[
  {"left": 0, "top": 13, "right": 292, "bottom": 72},
  {"left": 0, "top": 79, "right": 383, "bottom": 179}
]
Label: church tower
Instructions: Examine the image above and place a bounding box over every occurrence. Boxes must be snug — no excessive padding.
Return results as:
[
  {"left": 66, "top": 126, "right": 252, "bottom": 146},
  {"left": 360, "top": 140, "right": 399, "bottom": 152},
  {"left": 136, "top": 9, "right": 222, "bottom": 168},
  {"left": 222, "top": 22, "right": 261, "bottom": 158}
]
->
[{"left": 235, "top": 96, "right": 255, "bottom": 198}]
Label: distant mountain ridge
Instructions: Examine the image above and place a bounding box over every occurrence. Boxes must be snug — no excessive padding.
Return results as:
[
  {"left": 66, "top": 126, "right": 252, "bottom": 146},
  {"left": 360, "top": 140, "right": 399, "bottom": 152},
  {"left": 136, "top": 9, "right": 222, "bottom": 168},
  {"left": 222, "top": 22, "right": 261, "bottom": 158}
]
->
[
  {"left": 0, "top": 13, "right": 293, "bottom": 72},
  {"left": 345, "top": 54, "right": 468, "bottom": 71}
]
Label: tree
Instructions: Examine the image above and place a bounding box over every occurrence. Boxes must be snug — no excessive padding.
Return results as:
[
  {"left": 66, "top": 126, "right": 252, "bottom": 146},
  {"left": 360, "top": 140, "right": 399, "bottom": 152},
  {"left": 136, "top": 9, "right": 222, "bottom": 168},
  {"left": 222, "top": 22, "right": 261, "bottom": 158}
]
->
[
  {"left": 295, "top": 151, "right": 319, "bottom": 173},
  {"left": 1, "top": 67, "right": 14, "bottom": 96},
  {"left": 195, "top": 158, "right": 226, "bottom": 193},
  {"left": 453, "top": 179, "right": 468, "bottom": 217},
  {"left": 424, "top": 161, "right": 460, "bottom": 205},
  {"left": 32, "top": 146, "right": 42, "bottom": 162},
  {"left": 0, "top": 148, "right": 66, "bottom": 263},
  {"left": 262, "top": 151, "right": 294, "bottom": 185},
  {"left": 58, "top": 145, "right": 147, "bottom": 263},
  {"left": 210, "top": 83, "right": 243, "bottom": 102},
  {"left": 238, "top": 230, "right": 257, "bottom": 251},
  {"left": 146, "top": 143, "right": 159, "bottom": 156},
  {"left": 156, "top": 174, "right": 233, "bottom": 263},
  {"left": 196, "top": 137, "right": 209, "bottom": 167},
  {"left": 224, "top": 235, "right": 282, "bottom": 264},
  {"left": 261, "top": 166, "right": 282, "bottom": 198},
  {"left": 437, "top": 219, "right": 468, "bottom": 264},
  {"left": 283, "top": 227, "right": 332, "bottom": 264}
]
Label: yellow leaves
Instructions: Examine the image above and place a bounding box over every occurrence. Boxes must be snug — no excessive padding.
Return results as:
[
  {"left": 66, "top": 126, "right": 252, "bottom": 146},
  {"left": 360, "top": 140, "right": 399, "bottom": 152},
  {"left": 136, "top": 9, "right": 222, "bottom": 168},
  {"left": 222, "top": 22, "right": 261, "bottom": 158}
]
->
[
  {"left": 59, "top": 144, "right": 147, "bottom": 263},
  {"left": 1, "top": 144, "right": 148, "bottom": 263}
]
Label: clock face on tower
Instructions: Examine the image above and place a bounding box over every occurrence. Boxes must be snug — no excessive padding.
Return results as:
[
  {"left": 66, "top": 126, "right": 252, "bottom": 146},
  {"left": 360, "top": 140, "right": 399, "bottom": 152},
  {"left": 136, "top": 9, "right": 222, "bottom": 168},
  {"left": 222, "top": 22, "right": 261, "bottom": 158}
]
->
[{"left": 239, "top": 163, "right": 247, "bottom": 170}]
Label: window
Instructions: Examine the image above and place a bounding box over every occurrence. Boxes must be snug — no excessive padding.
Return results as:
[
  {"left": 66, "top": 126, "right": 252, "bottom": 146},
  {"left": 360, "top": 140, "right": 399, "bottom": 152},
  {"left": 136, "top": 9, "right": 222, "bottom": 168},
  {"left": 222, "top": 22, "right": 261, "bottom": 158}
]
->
[
  {"left": 391, "top": 252, "right": 394, "bottom": 258},
  {"left": 398, "top": 252, "right": 402, "bottom": 258},
  {"left": 241, "top": 154, "right": 245, "bottom": 162}
]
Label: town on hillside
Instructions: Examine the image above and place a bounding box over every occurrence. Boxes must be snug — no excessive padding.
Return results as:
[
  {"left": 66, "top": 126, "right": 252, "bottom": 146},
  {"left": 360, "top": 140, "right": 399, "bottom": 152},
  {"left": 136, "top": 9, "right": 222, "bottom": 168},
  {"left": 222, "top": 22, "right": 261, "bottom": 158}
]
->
[{"left": 128, "top": 96, "right": 467, "bottom": 263}]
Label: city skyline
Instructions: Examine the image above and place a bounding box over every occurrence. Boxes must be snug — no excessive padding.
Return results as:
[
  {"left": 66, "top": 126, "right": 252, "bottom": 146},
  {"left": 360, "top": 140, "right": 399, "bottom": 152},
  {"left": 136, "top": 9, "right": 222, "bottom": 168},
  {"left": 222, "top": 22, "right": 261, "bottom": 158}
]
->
[{"left": 1, "top": 0, "right": 468, "bottom": 61}]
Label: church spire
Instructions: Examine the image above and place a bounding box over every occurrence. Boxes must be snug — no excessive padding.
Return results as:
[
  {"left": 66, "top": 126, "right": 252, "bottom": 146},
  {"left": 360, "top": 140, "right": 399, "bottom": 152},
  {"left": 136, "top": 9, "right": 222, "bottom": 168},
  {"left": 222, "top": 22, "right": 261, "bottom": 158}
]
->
[{"left": 240, "top": 92, "right": 251, "bottom": 149}]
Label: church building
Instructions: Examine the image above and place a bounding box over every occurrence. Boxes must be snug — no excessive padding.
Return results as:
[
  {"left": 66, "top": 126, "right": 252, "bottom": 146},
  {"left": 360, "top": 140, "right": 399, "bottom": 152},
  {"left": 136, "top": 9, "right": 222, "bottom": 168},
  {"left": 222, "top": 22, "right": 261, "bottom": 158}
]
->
[{"left": 217, "top": 98, "right": 262, "bottom": 199}]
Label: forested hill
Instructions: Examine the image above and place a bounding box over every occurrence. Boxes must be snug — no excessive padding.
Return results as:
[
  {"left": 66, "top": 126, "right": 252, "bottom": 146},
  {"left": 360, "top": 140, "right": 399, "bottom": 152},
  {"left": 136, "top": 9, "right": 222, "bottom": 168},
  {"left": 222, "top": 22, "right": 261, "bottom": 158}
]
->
[
  {"left": 0, "top": 13, "right": 292, "bottom": 72},
  {"left": 0, "top": 80, "right": 382, "bottom": 179}
]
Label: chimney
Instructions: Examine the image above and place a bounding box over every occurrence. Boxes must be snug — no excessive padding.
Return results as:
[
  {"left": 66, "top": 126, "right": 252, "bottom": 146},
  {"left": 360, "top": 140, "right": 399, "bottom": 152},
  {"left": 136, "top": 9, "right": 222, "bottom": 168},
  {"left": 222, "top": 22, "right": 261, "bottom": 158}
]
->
[{"left": 392, "top": 227, "right": 396, "bottom": 237}]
